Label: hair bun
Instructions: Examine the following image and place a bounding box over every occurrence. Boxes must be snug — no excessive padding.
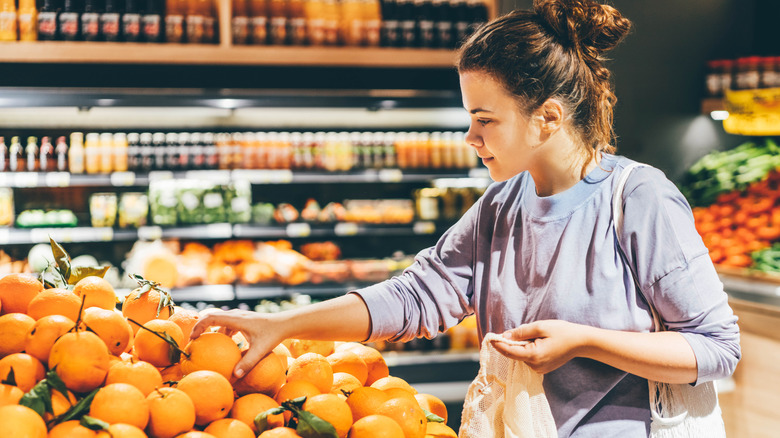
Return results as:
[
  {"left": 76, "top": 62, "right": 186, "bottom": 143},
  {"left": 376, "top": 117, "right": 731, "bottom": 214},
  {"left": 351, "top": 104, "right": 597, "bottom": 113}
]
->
[{"left": 534, "top": 0, "right": 631, "bottom": 55}]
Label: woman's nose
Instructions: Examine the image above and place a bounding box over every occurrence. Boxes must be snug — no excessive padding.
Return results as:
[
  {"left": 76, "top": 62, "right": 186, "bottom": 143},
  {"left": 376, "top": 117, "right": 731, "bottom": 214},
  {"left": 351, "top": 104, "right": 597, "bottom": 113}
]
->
[{"left": 464, "top": 125, "right": 482, "bottom": 149}]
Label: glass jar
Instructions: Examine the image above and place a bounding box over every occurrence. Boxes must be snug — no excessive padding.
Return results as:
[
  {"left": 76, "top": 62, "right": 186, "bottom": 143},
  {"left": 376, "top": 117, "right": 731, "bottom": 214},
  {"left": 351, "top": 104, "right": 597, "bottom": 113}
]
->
[
  {"left": 735, "top": 56, "right": 761, "bottom": 90},
  {"left": 90, "top": 192, "right": 118, "bottom": 228},
  {"left": 118, "top": 192, "right": 149, "bottom": 228}
]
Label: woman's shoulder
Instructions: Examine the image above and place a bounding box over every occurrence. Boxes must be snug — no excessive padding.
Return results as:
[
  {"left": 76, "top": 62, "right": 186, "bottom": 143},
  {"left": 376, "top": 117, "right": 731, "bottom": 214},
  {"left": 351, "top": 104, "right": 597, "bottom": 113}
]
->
[{"left": 609, "top": 155, "right": 687, "bottom": 206}]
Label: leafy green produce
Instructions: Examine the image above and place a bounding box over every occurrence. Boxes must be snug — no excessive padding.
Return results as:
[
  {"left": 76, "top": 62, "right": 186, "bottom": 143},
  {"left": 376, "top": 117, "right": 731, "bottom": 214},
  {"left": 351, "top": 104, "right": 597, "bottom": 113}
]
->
[{"left": 751, "top": 243, "right": 780, "bottom": 274}]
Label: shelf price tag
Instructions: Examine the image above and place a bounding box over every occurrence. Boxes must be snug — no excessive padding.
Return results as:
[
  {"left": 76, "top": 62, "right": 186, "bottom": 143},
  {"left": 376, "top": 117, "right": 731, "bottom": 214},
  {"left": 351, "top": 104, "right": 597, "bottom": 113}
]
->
[
  {"left": 148, "top": 171, "right": 174, "bottom": 182},
  {"left": 286, "top": 223, "right": 311, "bottom": 238},
  {"left": 334, "top": 222, "right": 359, "bottom": 236},
  {"left": 413, "top": 221, "right": 436, "bottom": 235},
  {"left": 44, "top": 172, "right": 71, "bottom": 187},
  {"left": 233, "top": 169, "right": 294, "bottom": 184},
  {"left": 138, "top": 225, "right": 163, "bottom": 241},
  {"left": 205, "top": 223, "right": 233, "bottom": 239},
  {"left": 185, "top": 170, "right": 232, "bottom": 185},
  {"left": 468, "top": 168, "right": 490, "bottom": 179},
  {"left": 14, "top": 173, "right": 39, "bottom": 188},
  {"left": 378, "top": 169, "right": 404, "bottom": 183},
  {"left": 110, "top": 172, "right": 136, "bottom": 187}
]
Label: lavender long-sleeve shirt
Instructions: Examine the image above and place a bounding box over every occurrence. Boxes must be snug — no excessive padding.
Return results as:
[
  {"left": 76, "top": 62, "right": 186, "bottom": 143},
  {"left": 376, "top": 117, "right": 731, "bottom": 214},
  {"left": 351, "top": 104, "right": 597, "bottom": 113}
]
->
[{"left": 353, "top": 154, "right": 741, "bottom": 437}]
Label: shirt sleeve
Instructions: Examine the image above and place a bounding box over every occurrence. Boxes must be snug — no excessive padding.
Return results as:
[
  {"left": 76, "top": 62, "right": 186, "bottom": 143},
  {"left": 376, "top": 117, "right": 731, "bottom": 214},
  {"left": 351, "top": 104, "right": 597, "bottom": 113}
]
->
[
  {"left": 619, "top": 166, "right": 741, "bottom": 385},
  {"left": 351, "top": 194, "right": 481, "bottom": 343}
]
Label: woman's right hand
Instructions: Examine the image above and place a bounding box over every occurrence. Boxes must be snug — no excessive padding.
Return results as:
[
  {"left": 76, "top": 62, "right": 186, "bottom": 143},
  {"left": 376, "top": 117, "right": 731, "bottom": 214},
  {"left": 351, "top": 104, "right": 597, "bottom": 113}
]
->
[{"left": 190, "top": 309, "right": 287, "bottom": 379}]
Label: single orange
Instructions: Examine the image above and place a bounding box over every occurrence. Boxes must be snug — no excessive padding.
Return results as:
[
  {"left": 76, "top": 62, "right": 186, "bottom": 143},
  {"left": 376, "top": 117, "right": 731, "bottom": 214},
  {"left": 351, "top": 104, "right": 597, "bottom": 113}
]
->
[
  {"left": 167, "top": 308, "right": 199, "bottom": 340},
  {"left": 48, "top": 420, "right": 99, "bottom": 438},
  {"left": 345, "top": 386, "right": 390, "bottom": 422},
  {"left": 424, "top": 422, "right": 458, "bottom": 437},
  {"left": 105, "top": 359, "right": 163, "bottom": 397},
  {"left": 132, "top": 319, "right": 184, "bottom": 368},
  {"left": 257, "top": 428, "right": 302, "bottom": 437},
  {"left": 83, "top": 307, "right": 133, "bottom": 356},
  {"left": 349, "top": 414, "right": 406, "bottom": 438},
  {"left": 302, "top": 393, "right": 353, "bottom": 438},
  {"left": 122, "top": 288, "right": 172, "bottom": 336},
  {"left": 25, "top": 288, "right": 81, "bottom": 321},
  {"left": 0, "top": 353, "right": 45, "bottom": 392},
  {"left": 176, "top": 370, "right": 234, "bottom": 426},
  {"left": 230, "top": 393, "right": 284, "bottom": 434},
  {"left": 180, "top": 332, "right": 241, "bottom": 380},
  {"left": 146, "top": 387, "right": 196, "bottom": 438},
  {"left": 336, "top": 343, "right": 389, "bottom": 386},
  {"left": 384, "top": 388, "right": 419, "bottom": 406},
  {"left": 0, "top": 313, "right": 36, "bottom": 358},
  {"left": 0, "top": 404, "right": 47, "bottom": 438},
  {"left": 376, "top": 398, "right": 427, "bottom": 438},
  {"left": 234, "top": 351, "right": 286, "bottom": 397},
  {"left": 73, "top": 276, "right": 117, "bottom": 311},
  {"left": 286, "top": 352, "right": 333, "bottom": 394},
  {"left": 0, "top": 384, "right": 23, "bottom": 407},
  {"left": 415, "top": 393, "right": 448, "bottom": 422},
  {"left": 330, "top": 372, "right": 362, "bottom": 395},
  {"left": 24, "top": 314, "right": 73, "bottom": 363},
  {"left": 203, "top": 418, "right": 255, "bottom": 438},
  {"left": 326, "top": 350, "right": 368, "bottom": 385},
  {"left": 274, "top": 380, "right": 321, "bottom": 405},
  {"left": 89, "top": 383, "right": 150, "bottom": 430},
  {"left": 0, "top": 274, "right": 43, "bottom": 316},
  {"left": 49, "top": 331, "right": 110, "bottom": 393},
  {"left": 371, "top": 376, "right": 417, "bottom": 394}
]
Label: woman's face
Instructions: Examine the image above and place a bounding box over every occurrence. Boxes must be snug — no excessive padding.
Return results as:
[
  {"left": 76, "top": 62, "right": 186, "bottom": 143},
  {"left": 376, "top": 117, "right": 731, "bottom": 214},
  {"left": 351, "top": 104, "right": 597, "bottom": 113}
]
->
[{"left": 459, "top": 70, "right": 538, "bottom": 182}]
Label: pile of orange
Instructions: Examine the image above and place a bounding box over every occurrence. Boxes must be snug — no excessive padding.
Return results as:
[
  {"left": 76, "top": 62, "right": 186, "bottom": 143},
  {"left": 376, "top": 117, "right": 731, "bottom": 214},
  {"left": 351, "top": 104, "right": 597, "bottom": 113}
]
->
[{"left": 0, "top": 272, "right": 457, "bottom": 438}]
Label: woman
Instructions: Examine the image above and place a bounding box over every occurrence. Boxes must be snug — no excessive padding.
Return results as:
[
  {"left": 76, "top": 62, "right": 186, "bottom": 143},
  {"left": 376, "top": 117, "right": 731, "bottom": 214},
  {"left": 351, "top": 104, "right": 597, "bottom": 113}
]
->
[{"left": 192, "top": 1, "right": 741, "bottom": 435}]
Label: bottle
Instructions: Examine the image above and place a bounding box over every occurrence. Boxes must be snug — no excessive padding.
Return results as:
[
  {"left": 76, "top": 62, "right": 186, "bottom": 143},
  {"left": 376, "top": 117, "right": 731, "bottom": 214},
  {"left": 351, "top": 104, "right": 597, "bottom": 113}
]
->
[
  {"left": 18, "top": 0, "right": 38, "bottom": 41},
  {"left": 39, "top": 136, "right": 55, "bottom": 172},
  {"left": 705, "top": 60, "right": 723, "bottom": 98},
  {"left": 268, "top": 0, "right": 287, "bottom": 44},
  {"left": 288, "top": 0, "right": 306, "bottom": 45},
  {"left": 85, "top": 133, "right": 101, "bottom": 174},
  {"left": 152, "top": 132, "right": 166, "bottom": 170},
  {"left": 203, "top": 0, "right": 216, "bottom": 43},
  {"left": 165, "top": 0, "right": 185, "bottom": 42},
  {"left": 185, "top": 132, "right": 200, "bottom": 170},
  {"left": 165, "top": 132, "right": 180, "bottom": 170},
  {"left": 123, "top": 0, "right": 142, "bottom": 41},
  {"left": 759, "top": 56, "right": 778, "bottom": 89},
  {"left": 101, "top": 0, "right": 121, "bottom": 41},
  {"left": 397, "top": 0, "right": 415, "bottom": 47},
  {"left": 432, "top": 0, "right": 451, "bottom": 48},
  {"left": 415, "top": 0, "right": 433, "bottom": 47},
  {"left": 113, "top": 132, "right": 128, "bottom": 172},
  {"left": 735, "top": 56, "right": 761, "bottom": 90},
  {"left": 203, "top": 132, "right": 218, "bottom": 170},
  {"left": 25, "top": 137, "right": 40, "bottom": 172},
  {"left": 126, "top": 132, "right": 140, "bottom": 171},
  {"left": 380, "top": 0, "right": 399, "bottom": 47},
  {"left": 68, "top": 132, "right": 85, "bottom": 174},
  {"left": 186, "top": 0, "right": 206, "bottom": 43},
  {"left": 9, "top": 137, "right": 23, "bottom": 172},
  {"left": 0, "top": 137, "right": 7, "bottom": 172},
  {"left": 322, "top": 0, "right": 338, "bottom": 45},
  {"left": 249, "top": 0, "right": 267, "bottom": 44},
  {"left": 466, "top": 0, "right": 486, "bottom": 36},
  {"left": 37, "top": 0, "right": 59, "bottom": 40},
  {"left": 340, "top": 0, "right": 362, "bottom": 46},
  {"left": 55, "top": 136, "right": 69, "bottom": 171},
  {"left": 362, "top": 0, "right": 380, "bottom": 46},
  {"left": 304, "top": 0, "right": 324, "bottom": 45},
  {"left": 0, "top": 0, "right": 17, "bottom": 42},
  {"left": 59, "top": 0, "right": 81, "bottom": 40},
  {"left": 142, "top": 0, "right": 162, "bottom": 41},
  {"left": 232, "top": 0, "right": 249, "bottom": 44},
  {"left": 81, "top": 0, "right": 102, "bottom": 41},
  {"left": 139, "top": 132, "right": 153, "bottom": 172},
  {"left": 99, "top": 132, "right": 114, "bottom": 173},
  {"left": 453, "top": 0, "right": 468, "bottom": 45}
]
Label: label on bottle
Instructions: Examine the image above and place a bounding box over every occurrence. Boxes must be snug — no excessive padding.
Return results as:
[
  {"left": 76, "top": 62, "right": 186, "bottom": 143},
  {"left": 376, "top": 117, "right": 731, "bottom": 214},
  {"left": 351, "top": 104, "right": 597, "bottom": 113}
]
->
[
  {"left": 289, "top": 17, "right": 306, "bottom": 45},
  {"left": 123, "top": 13, "right": 142, "bottom": 41},
  {"left": 18, "top": 13, "right": 36, "bottom": 40},
  {"left": 165, "top": 14, "right": 184, "bottom": 43},
  {"left": 81, "top": 12, "right": 100, "bottom": 40},
  {"left": 307, "top": 18, "right": 324, "bottom": 45},
  {"left": 270, "top": 16, "right": 287, "bottom": 44},
  {"left": 38, "top": 12, "right": 58, "bottom": 39},
  {"left": 142, "top": 14, "right": 161, "bottom": 42},
  {"left": 0, "top": 11, "right": 17, "bottom": 40},
  {"left": 186, "top": 15, "right": 205, "bottom": 43},
  {"left": 250, "top": 16, "right": 267, "bottom": 44},
  {"left": 59, "top": 12, "right": 80, "bottom": 40},
  {"left": 736, "top": 71, "right": 760, "bottom": 90},
  {"left": 101, "top": 12, "right": 120, "bottom": 41},
  {"left": 232, "top": 16, "right": 249, "bottom": 44}
]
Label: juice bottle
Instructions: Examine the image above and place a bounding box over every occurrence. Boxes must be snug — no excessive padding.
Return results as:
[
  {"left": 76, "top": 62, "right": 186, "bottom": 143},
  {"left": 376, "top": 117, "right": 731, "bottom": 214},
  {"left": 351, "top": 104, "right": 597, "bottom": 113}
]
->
[
  {"left": 37, "top": 0, "right": 58, "bottom": 40},
  {"left": 204, "top": 0, "right": 216, "bottom": 43},
  {"left": 84, "top": 133, "right": 101, "bottom": 174},
  {"left": 59, "top": 0, "right": 81, "bottom": 41},
  {"left": 415, "top": 0, "right": 433, "bottom": 47},
  {"left": 268, "top": 0, "right": 287, "bottom": 45},
  {"left": 362, "top": 0, "right": 380, "bottom": 46},
  {"left": 322, "top": 0, "right": 338, "bottom": 45},
  {"left": 126, "top": 132, "right": 140, "bottom": 171},
  {"left": 99, "top": 132, "right": 114, "bottom": 173},
  {"left": 441, "top": 131, "right": 453, "bottom": 168},
  {"left": 248, "top": 0, "right": 267, "bottom": 44},
  {"left": 186, "top": 0, "right": 206, "bottom": 43},
  {"left": 165, "top": 0, "right": 185, "bottom": 42},
  {"left": 430, "top": 131, "right": 442, "bottom": 169},
  {"left": 203, "top": 132, "right": 218, "bottom": 170},
  {"left": 398, "top": 0, "right": 415, "bottom": 47},
  {"left": 288, "top": 0, "right": 305, "bottom": 45},
  {"left": 151, "top": 132, "right": 166, "bottom": 170},
  {"left": 432, "top": 0, "right": 451, "bottom": 48},
  {"left": 113, "top": 132, "right": 128, "bottom": 172},
  {"left": 68, "top": 132, "right": 85, "bottom": 174},
  {"left": 339, "top": 0, "right": 361, "bottom": 46},
  {"left": 304, "top": 0, "right": 324, "bottom": 45},
  {"left": 232, "top": 0, "right": 249, "bottom": 44},
  {"left": 81, "top": 0, "right": 101, "bottom": 41},
  {"left": 0, "top": 137, "right": 7, "bottom": 172},
  {"left": 25, "top": 136, "right": 39, "bottom": 172},
  {"left": 380, "top": 0, "right": 399, "bottom": 47},
  {"left": 142, "top": 0, "right": 163, "bottom": 42},
  {"left": 230, "top": 132, "right": 243, "bottom": 169},
  {"left": 139, "top": 132, "right": 153, "bottom": 171},
  {"left": 8, "top": 137, "right": 22, "bottom": 172},
  {"left": 18, "top": 0, "right": 38, "bottom": 41},
  {"left": 453, "top": 0, "right": 468, "bottom": 44},
  {"left": 55, "top": 136, "right": 69, "bottom": 172},
  {"left": 0, "top": 0, "right": 17, "bottom": 41},
  {"left": 184, "top": 132, "right": 199, "bottom": 170},
  {"left": 39, "top": 136, "right": 55, "bottom": 172},
  {"left": 123, "top": 0, "right": 142, "bottom": 42}
]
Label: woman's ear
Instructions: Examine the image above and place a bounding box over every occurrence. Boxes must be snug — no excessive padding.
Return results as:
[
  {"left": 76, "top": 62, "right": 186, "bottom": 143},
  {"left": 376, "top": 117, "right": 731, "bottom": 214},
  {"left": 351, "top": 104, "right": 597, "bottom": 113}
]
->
[{"left": 537, "top": 99, "right": 565, "bottom": 136}]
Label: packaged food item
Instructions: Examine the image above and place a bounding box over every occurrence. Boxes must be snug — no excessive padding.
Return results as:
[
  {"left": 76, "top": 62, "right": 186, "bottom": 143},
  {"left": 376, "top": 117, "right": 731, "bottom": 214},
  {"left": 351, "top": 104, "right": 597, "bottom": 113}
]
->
[
  {"left": 119, "top": 192, "right": 149, "bottom": 228},
  {"left": 90, "top": 192, "right": 118, "bottom": 227},
  {"left": 0, "top": 188, "right": 13, "bottom": 227},
  {"left": 16, "top": 209, "right": 78, "bottom": 227},
  {"left": 176, "top": 180, "right": 206, "bottom": 225},
  {"left": 149, "top": 180, "right": 179, "bottom": 225},
  {"left": 252, "top": 202, "right": 275, "bottom": 224},
  {"left": 225, "top": 180, "right": 252, "bottom": 224},
  {"left": 300, "top": 241, "right": 341, "bottom": 261}
]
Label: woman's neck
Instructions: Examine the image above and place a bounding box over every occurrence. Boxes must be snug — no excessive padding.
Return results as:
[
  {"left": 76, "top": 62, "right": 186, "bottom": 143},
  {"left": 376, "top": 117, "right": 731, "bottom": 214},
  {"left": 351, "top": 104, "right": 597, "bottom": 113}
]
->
[{"left": 529, "top": 136, "right": 599, "bottom": 198}]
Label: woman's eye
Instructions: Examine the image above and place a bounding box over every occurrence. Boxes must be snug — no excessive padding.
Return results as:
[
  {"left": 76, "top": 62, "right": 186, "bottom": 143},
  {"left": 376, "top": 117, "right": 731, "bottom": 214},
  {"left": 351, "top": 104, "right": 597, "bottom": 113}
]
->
[{"left": 477, "top": 119, "right": 491, "bottom": 126}]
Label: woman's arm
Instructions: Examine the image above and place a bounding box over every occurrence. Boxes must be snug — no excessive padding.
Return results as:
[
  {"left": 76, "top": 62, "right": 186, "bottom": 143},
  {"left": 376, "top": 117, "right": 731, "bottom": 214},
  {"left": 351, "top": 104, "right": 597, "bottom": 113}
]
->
[
  {"left": 492, "top": 320, "right": 698, "bottom": 384},
  {"left": 190, "top": 293, "right": 370, "bottom": 379}
]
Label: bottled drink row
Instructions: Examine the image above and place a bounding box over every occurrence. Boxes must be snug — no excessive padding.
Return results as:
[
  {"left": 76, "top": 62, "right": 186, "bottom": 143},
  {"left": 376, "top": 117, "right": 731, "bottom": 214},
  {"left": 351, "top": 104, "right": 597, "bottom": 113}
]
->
[
  {"left": 705, "top": 55, "right": 780, "bottom": 97},
  {"left": 0, "top": 130, "right": 476, "bottom": 174},
  {"left": 0, "top": 0, "right": 487, "bottom": 47}
]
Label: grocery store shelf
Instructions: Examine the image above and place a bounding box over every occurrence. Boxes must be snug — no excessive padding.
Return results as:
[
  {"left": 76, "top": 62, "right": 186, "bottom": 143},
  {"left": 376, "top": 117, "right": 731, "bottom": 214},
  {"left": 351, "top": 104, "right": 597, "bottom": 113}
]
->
[
  {"left": 0, "top": 169, "right": 480, "bottom": 188},
  {"left": 0, "top": 43, "right": 460, "bottom": 68},
  {"left": 0, "top": 227, "right": 134, "bottom": 244}
]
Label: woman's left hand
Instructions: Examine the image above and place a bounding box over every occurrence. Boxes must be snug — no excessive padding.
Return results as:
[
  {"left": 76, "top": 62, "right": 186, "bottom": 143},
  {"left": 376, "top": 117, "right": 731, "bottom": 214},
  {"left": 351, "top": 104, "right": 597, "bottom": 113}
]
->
[{"left": 490, "top": 320, "right": 591, "bottom": 374}]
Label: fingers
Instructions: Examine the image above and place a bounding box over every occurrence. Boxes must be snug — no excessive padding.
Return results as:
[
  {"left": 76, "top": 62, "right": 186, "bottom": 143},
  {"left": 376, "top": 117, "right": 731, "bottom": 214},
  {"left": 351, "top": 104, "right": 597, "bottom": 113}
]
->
[
  {"left": 491, "top": 338, "right": 533, "bottom": 361},
  {"left": 234, "top": 346, "right": 266, "bottom": 379},
  {"left": 503, "top": 322, "right": 543, "bottom": 342},
  {"left": 190, "top": 311, "right": 231, "bottom": 340}
]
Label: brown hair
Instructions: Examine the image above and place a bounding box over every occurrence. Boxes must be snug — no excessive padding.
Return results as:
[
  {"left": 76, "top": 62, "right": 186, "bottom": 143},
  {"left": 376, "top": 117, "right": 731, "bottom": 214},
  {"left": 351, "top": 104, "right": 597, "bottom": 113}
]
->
[{"left": 457, "top": 0, "right": 631, "bottom": 157}]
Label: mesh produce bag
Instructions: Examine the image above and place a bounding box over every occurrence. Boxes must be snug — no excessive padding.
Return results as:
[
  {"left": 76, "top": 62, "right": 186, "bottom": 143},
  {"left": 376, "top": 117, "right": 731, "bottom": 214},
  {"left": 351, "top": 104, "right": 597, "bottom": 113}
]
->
[{"left": 459, "top": 333, "right": 558, "bottom": 438}]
